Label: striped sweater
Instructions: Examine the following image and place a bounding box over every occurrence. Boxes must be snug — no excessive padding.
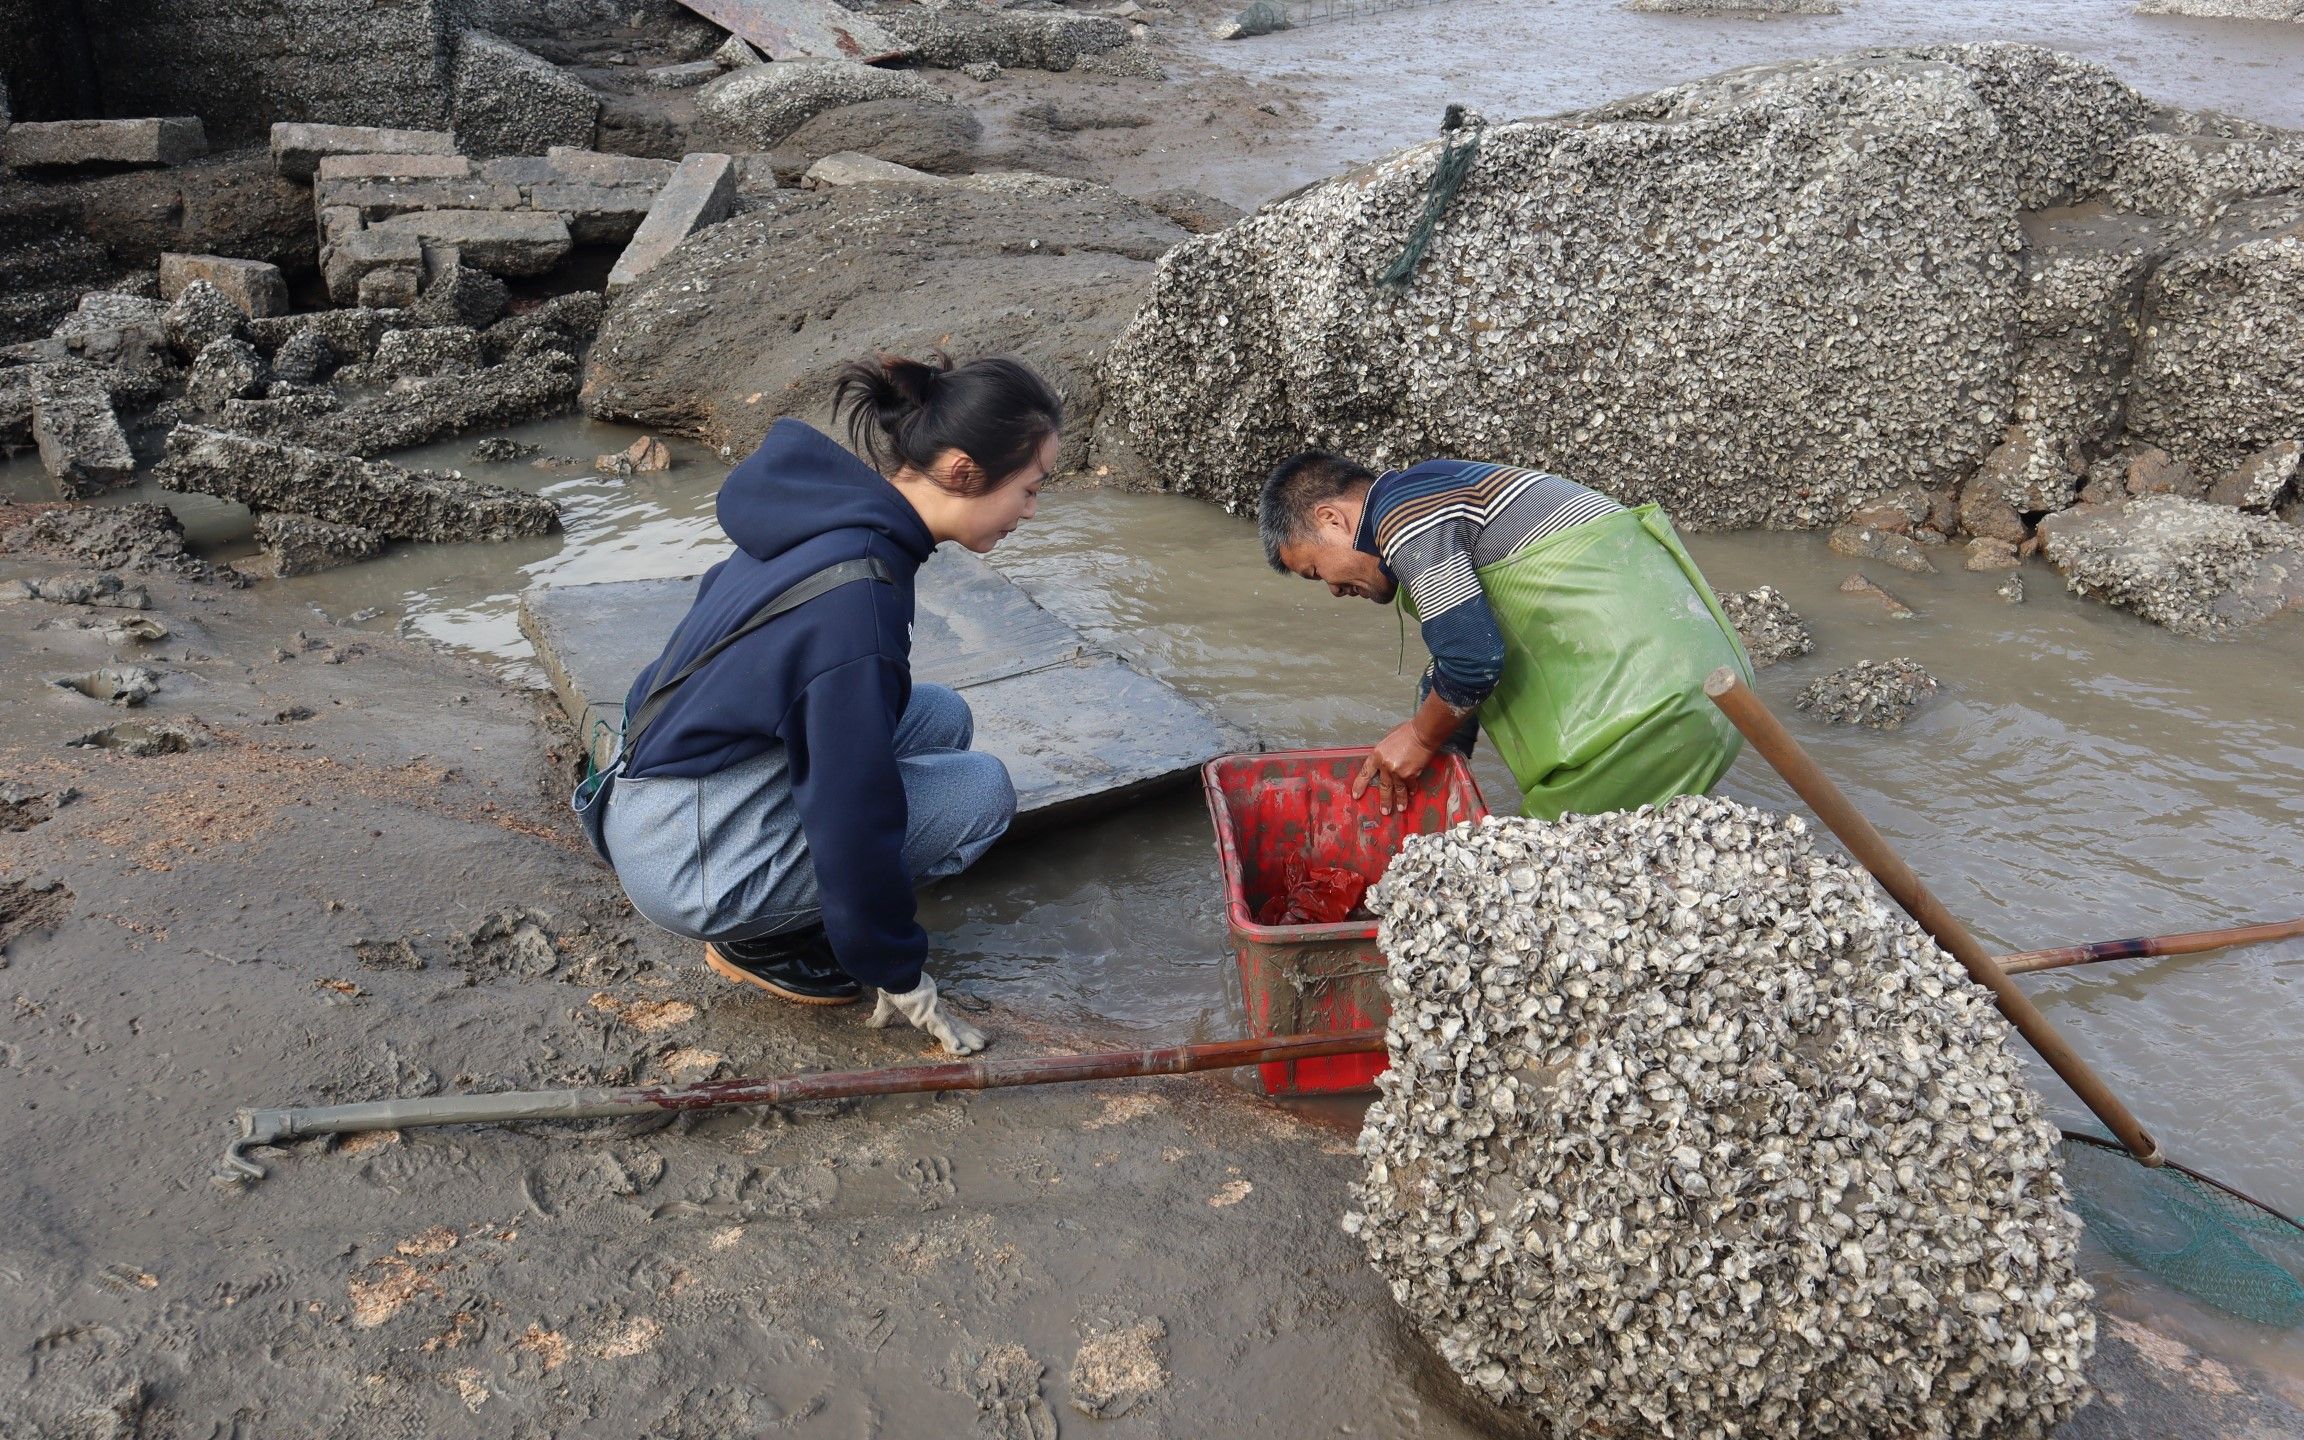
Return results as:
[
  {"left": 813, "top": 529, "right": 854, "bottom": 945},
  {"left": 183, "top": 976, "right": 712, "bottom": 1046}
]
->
[{"left": 1353, "top": 459, "right": 1624, "bottom": 710}]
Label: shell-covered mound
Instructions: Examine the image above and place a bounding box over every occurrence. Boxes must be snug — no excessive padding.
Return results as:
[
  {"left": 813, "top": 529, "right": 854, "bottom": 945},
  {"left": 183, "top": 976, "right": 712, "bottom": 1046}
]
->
[
  {"left": 1347, "top": 798, "right": 2095, "bottom": 1439},
  {"left": 1797, "top": 657, "right": 1939, "bottom": 729}
]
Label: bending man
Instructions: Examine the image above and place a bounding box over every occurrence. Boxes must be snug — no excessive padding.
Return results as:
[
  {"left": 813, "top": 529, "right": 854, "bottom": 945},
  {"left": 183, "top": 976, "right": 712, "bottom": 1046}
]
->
[{"left": 1260, "top": 453, "right": 1751, "bottom": 819}]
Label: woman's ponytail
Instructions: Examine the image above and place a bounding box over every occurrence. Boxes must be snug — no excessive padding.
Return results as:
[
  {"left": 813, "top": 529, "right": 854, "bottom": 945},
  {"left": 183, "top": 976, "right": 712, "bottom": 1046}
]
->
[{"left": 832, "top": 351, "right": 1063, "bottom": 495}]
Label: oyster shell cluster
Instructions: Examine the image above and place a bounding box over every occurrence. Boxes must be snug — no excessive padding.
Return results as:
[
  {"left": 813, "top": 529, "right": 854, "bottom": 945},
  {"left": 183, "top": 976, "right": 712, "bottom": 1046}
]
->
[
  {"left": 1713, "top": 585, "right": 1814, "bottom": 669},
  {"left": 1348, "top": 797, "right": 2095, "bottom": 1439},
  {"left": 1796, "top": 657, "right": 1938, "bottom": 729}
]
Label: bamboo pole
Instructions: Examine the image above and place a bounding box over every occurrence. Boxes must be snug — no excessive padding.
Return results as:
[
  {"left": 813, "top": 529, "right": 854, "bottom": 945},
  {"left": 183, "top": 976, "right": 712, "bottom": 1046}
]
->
[
  {"left": 1704, "top": 668, "right": 2163, "bottom": 1166},
  {"left": 221, "top": 1029, "right": 1389, "bottom": 1185},
  {"left": 2001, "top": 916, "right": 2304, "bottom": 975}
]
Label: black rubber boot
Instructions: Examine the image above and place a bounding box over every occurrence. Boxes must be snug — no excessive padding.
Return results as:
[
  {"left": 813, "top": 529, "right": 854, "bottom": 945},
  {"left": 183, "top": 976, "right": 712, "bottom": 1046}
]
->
[{"left": 703, "top": 924, "right": 861, "bottom": 1006}]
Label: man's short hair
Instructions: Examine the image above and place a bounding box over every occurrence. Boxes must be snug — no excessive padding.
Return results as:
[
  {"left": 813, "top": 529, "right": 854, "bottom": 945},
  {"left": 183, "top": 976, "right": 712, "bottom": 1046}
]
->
[{"left": 1259, "top": 451, "right": 1376, "bottom": 571}]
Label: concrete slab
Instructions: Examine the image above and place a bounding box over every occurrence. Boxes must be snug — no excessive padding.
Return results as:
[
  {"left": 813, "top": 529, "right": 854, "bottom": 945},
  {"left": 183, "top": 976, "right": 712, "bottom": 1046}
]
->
[
  {"left": 314, "top": 176, "right": 524, "bottom": 222},
  {"left": 5, "top": 117, "right": 206, "bottom": 171},
  {"left": 804, "top": 151, "right": 945, "bottom": 187},
  {"left": 526, "top": 180, "right": 662, "bottom": 244},
  {"left": 271, "top": 123, "right": 457, "bottom": 181},
  {"left": 369, "top": 210, "right": 574, "bottom": 277},
  {"left": 674, "top": 0, "right": 911, "bottom": 62},
  {"left": 518, "top": 548, "right": 1253, "bottom": 831},
  {"left": 158, "top": 254, "right": 291, "bottom": 317},
  {"left": 607, "top": 152, "right": 735, "bottom": 293},
  {"left": 315, "top": 152, "right": 475, "bottom": 182}
]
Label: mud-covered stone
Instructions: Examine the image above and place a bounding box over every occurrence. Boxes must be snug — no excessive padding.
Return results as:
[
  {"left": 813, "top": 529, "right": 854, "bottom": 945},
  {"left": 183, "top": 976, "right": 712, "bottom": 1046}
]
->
[
  {"left": 766, "top": 98, "right": 984, "bottom": 182},
  {"left": 1351, "top": 798, "right": 2092, "bottom": 1438},
  {"left": 164, "top": 280, "right": 248, "bottom": 361},
  {"left": 253, "top": 512, "right": 390, "bottom": 577},
  {"left": 2037, "top": 494, "right": 2304, "bottom": 636},
  {"left": 3, "top": 503, "right": 193, "bottom": 573},
  {"left": 1796, "top": 657, "right": 1938, "bottom": 727},
  {"left": 1826, "top": 524, "right": 1937, "bottom": 573},
  {"left": 696, "top": 61, "right": 942, "bottom": 149},
  {"left": 1964, "top": 536, "right": 2022, "bottom": 571},
  {"left": 1097, "top": 46, "right": 2147, "bottom": 522},
  {"left": 1712, "top": 585, "right": 1812, "bottom": 668},
  {"left": 158, "top": 425, "right": 561, "bottom": 543},
  {"left": 28, "top": 365, "right": 138, "bottom": 496},
  {"left": 452, "top": 31, "right": 600, "bottom": 158},
  {"left": 1140, "top": 187, "right": 1245, "bottom": 235},
  {"left": 9, "top": 571, "right": 151, "bottom": 609},
  {"left": 186, "top": 337, "right": 269, "bottom": 410}
]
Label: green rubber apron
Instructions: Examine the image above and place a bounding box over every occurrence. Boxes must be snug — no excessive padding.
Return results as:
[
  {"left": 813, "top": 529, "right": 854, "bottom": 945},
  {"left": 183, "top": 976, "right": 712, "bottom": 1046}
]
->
[{"left": 1406, "top": 505, "right": 1753, "bottom": 821}]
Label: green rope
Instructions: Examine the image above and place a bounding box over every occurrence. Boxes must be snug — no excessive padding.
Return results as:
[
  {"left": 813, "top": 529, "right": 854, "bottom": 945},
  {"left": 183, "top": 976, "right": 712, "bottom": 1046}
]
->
[{"left": 1377, "top": 104, "right": 1486, "bottom": 290}]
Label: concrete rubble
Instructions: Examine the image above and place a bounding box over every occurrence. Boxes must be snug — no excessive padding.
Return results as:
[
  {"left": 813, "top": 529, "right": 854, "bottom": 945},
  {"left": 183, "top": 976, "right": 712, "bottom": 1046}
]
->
[
  {"left": 4, "top": 118, "right": 208, "bottom": 172},
  {"left": 157, "top": 254, "right": 290, "bottom": 317},
  {"left": 250, "top": 512, "right": 390, "bottom": 577},
  {"left": 696, "top": 60, "right": 943, "bottom": 148},
  {"left": 878, "top": 3, "right": 1136, "bottom": 72},
  {"left": 184, "top": 337, "right": 270, "bottom": 410},
  {"left": 765, "top": 97, "right": 984, "bottom": 182},
  {"left": 451, "top": 30, "right": 601, "bottom": 158},
  {"left": 1713, "top": 585, "right": 1812, "bottom": 668},
  {"left": 606, "top": 152, "right": 736, "bottom": 292},
  {"left": 1352, "top": 798, "right": 2093, "bottom": 1439},
  {"left": 804, "top": 152, "right": 943, "bottom": 187},
  {"left": 158, "top": 425, "right": 561, "bottom": 543},
  {"left": 270, "top": 123, "right": 459, "bottom": 181},
  {"left": 1, "top": 503, "right": 201, "bottom": 574},
  {"left": 29, "top": 364, "right": 136, "bottom": 495},
  {"left": 1797, "top": 658, "right": 1939, "bottom": 728},
  {"left": 7, "top": 571, "right": 151, "bottom": 609},
  {"left": 680, "top": 0, "right": 910, "bottom": 62},
  {"left": 164, "top": 281, "right": 248, "bottom": 361},
  {"left": 2037, "top": 494, "right": 2304, "bottom": 636}
]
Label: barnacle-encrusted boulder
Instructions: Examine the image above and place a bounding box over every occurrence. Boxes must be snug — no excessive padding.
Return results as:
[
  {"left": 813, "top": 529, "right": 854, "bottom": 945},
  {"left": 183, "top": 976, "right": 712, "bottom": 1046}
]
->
[
  {"left": 1797, "top": 657, "right": 1939, "bottom": 728},
  {"left": 1350, "top": 798, "right": 2095, "bottom": 1439},
  {"left": 696, "top": 61, "right": 942, "bottom": 149},
  {"left": 1097, "top": 45, "right": 2146, "bottom": 527},
  {"left": 1713, "top": 585, "right": 1813, "bottom": 668},
  {"left": 2036, "top": 494, "right": 2304, "bottom": 636}
]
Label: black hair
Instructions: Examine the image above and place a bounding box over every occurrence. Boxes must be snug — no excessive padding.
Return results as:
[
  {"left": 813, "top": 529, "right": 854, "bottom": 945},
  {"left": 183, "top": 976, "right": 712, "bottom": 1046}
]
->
[
  {"left": 830, "top": 351, "right": 1064, "bottom": 496},
  {"left": 1259, "top": 451, "right": 1377, "bottom": 570}
]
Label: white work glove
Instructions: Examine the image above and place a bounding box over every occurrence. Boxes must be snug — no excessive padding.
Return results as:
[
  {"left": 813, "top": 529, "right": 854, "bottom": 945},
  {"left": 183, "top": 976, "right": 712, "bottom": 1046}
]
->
[{"left": 866, "top": 972, "right": 989, "bottom": 1056}]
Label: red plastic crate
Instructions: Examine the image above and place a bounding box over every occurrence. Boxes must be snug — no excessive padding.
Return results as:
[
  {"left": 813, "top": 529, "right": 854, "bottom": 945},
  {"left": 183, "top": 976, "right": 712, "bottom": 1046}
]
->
[{"left": 1203, "top": 747, "right": 1490, "bottom": 1096}]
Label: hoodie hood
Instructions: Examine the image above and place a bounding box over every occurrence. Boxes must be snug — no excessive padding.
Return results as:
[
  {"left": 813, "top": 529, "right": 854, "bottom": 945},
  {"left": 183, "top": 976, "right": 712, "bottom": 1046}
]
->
[{"left": 717, "top": 418, "right": 936, "bottom": 566}]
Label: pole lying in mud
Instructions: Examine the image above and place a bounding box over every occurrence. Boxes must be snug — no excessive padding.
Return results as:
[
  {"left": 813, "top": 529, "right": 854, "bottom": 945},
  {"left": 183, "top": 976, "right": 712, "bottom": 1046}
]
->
[
  {"left": 2000, "top": 916, "right": 2304, "bottom": 976},
  {"left": 219, "top": 1029, "right": 1389, "bottom": 1186},
  {"left": 1703, "top": 667, "right": 2165, "bottom": 1167}
]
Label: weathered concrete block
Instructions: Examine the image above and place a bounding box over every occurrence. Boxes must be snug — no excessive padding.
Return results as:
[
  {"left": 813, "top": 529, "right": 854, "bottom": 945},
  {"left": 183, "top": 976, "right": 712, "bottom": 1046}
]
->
[
  {"left": 31, "top": 366, "right": 137, "bottom": 496},
  {"left": 314, "top": 152, "right": 475, "bottom": 183},
  {"left": 186, "top": 337, "right": 270, "bottom": 409},
  {"left": 253, "top": 513, "right": 388, "bottom": 577},
  {"left": 50, "top": 293, "right": 170, "bottom": 367},
  {"left": 649, "top": 61, "right": 724, "bottom": 89},
  {"left": 158, "top": 425, "right": 561, "bottom": 543},
  {"left": 607, "top": 153, "right": 736, "bottom": 293},
  {"left": 452, "top": 31, "right": 600, "bottom": 158},
  {"left": 803, "top": 152, "right": 945, "bottom": 187},
  {"left": 158, "top": 254, "right": 291, "bottom": 318},
  {"left": 357, "top": 267, "right": 423, "bottom": 309},
  {"left": 370, "top": 210, "right": 574, "bottom": 277},
  {"left": 413, "top": 264, "right": 509, "bottom": 330},
  {"left": 324, "top": 229, "right": 427, "bottom": 304},
  {"left": 5, "top": 118, "right": 207, "bottom": 172},
  {"left": 270, "top": 123, "right": 459, "bottom": 181},
  {"left": 697, "top": 60, "right": 941, "bottom": 148},
  {"left": 372, "top": 326, "right": 485, "bottom": 381},
  {"left": 164, "top": 281, "right": 248, "bottom": 360},
  {"left": 526, "top": 181, "right": 662, "bottom": 244},
  {"left": 314, "top": 176, "right": 524, "bottom": 223},
  {"left": 320, "top": 205, "right": 366, "bottom": 247}
]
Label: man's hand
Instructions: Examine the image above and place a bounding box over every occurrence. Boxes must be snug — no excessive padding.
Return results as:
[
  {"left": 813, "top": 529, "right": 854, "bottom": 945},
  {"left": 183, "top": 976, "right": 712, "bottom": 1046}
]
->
[
  {"left": 867, "top": 972, "right": 988, "bottom": 1055},
  {"left": 1353, "top": 721, "right": 1437, "bottom": 816}
]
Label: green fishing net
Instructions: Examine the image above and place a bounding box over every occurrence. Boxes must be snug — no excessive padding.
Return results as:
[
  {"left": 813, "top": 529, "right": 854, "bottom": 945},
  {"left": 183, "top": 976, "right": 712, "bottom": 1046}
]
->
[{"left": 2061, "top": 1131, "right": 2304, "bottom": 1328}]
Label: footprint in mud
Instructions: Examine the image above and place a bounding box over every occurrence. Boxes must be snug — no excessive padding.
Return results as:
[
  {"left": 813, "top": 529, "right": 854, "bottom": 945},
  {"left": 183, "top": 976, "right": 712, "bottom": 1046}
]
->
[
  {"left": 51, "top": 665, "right": 161, "bottom": 707},
  {"left": 0, "top": 785, "right": 75, "bottom": 832},
  {"left": 353, "top": 937, "right": 426, "bottom": 971},
  {"left": 1, "top": 880, "right": 72, "bottom": 955},
  {"left": 649, "top": 1160, "right": 838, "bottom": 1222},
  {"left": 944, "top": 1341, "right": 1058, "bottom": 1440},
  {"left": 522, "top": 1146, "right": 667, "bottom": 1218},
  {"left": 66, "top": 722, "right": 194, "bottom": 755},
  {"left": 455, "top": 908, "right": 639, "bottom": 985},
  {"left": 903, "top": 1155, "right": 958, "bottom": 1211}
]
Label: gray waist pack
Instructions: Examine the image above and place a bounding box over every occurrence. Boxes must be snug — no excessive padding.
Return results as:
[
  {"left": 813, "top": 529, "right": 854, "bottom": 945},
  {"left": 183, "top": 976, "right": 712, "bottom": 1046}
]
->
[{"left": 570, "top": 556, "right": 893, "bottom": 866}]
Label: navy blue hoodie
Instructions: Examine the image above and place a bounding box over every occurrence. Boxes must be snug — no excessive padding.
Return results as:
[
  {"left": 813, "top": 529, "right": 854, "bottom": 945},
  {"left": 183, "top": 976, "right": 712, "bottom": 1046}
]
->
[{"left": 621, "top": 419, "right": 936, "bottom": 991}]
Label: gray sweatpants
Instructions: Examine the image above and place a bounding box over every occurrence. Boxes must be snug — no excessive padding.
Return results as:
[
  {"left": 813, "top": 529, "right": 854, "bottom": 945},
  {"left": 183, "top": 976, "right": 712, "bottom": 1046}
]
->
[{"left": 601, "top": 684, "right": 1015, "bottom": 943}]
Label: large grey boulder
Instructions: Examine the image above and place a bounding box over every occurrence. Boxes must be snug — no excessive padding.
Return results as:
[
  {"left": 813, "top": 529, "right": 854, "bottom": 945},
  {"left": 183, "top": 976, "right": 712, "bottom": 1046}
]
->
[
  {"left": 696, "top": 61, "right": 942, "bottom": 149},
  {"left": 453, "top": 31, "right": 600, "bottom": 157},
  {"left": 878, "top": 3, "right": 1133, "bottom": 71},
  {"left": 158, "top": 425, "right": 560, "bottom": 543},
  {"left": 2123, "top": 195, "right": 2304, "bottom": 482},
  {"left": 1096, "top": 46, "right": 2148, "bottom": 525},
  {"left": 765, "top": 97, "right": 984, "bottom": 182},
  {"left": 584, "top": 175, "right": 1187, "bottom": 450},
  {"left": 2037, "top": 494, "right": 2304, "bottom": 636}
]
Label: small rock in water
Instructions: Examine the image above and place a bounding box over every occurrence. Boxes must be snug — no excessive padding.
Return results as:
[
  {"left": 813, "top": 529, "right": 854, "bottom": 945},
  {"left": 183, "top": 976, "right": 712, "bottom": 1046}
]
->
[
  {"left": 1963, "top": 536, "right": 2020, "bottom": 571},
  {"left": 1350, "top": 797, "right": 2093, "bottom": 1440},
  {"left": 1998, "top": 574, "right": 2026, "bottom": 603},
  {"left": 471, "top": 436, "right": 541, "bottom": 463},
  {"left": 1827, "top": 522, "right": 1937, "bottom": 573},
  {"left": 595, "top": 435, "right": 673, "bottom": 475},
  {"left": 1837, "top": 571, "right": 1916, "bottom": 619},
  {"left": 1796, "top": 657, "right": 1938, "bottom": 729},
  {"left": 1712, "top": 585, "right": 1812, "bottom": 668},
  {"left": 964, "top": 60, "right": 1003, "bottom": 81}
]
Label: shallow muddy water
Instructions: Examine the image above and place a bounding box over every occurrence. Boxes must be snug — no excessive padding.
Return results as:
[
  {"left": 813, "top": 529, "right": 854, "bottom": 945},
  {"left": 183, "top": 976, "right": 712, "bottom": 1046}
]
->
[{"left": 1187, "top": 0, "right": 2304, "bottom": 203}]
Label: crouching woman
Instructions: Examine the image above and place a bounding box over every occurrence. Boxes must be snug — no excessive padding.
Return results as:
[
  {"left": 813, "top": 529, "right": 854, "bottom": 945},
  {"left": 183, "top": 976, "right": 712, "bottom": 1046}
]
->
[{"left": 578, "top": 353, "right": 1064, "bottom": 1055}]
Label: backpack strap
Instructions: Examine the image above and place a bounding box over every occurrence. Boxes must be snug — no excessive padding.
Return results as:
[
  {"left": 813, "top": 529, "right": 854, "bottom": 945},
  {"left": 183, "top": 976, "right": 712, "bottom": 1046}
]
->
[{"left": 620, "top": 556, "right": 893, "bottom": 763}]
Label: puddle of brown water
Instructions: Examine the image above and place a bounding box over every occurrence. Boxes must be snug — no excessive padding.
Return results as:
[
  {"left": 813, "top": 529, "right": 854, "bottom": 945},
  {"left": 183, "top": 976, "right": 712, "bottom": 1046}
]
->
[{"left": 1181, "top": 0, "right": 2304, "bottom": 204}]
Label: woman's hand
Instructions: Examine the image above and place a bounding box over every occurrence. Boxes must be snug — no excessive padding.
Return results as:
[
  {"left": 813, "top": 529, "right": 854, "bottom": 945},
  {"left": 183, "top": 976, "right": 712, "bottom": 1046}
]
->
[{"left": 1353, "top": 721, "right": 1438, "bottom": 817}]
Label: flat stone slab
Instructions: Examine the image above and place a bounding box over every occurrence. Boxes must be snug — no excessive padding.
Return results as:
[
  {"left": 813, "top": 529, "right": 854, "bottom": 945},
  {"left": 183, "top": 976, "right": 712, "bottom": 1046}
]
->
[
  {"left": 804, "top": 151, "right": 945, "bottom": 187},
  {"left": 674, "top": 0, "right": 911, "bottom": 62},
  {"left": 158, "top": 254, "right": 291, "bottom": 318},
  {"left": 316, "top": 152, "right": 476, "bottom": 182},
  {"left": 272, "top": 123, "right": 457, "bottom": 181},
  {"left": 607, "top": 152, "right": 735, "bottom": 292},
  {"left": 369, "top": 210, "right": 574, "bottom": 277},
  {"left": 6, "top": 117, "right": 207, "bottom": 171},
  {"left": 519, "top": 549, "right": 1252, "bottom": 831}
]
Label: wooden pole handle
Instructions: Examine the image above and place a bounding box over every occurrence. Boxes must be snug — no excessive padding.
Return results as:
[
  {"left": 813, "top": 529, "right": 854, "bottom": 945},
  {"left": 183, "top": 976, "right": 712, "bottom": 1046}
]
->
[{"left": 1704, "top": 668, "right": 2162, "bottom": 1166}]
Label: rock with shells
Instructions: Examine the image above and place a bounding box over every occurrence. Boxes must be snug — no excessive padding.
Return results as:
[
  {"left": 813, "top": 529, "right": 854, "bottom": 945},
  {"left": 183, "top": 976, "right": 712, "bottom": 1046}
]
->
[
  {"left": 1347, "top": 797, "right": 2095, "bottom": 1439},
  {"left": 1796, "top": 657, "right": 1939, "bottom": 729},
  {"left": 1713, "top": 585, "right": 1813, "bottom": 668}
]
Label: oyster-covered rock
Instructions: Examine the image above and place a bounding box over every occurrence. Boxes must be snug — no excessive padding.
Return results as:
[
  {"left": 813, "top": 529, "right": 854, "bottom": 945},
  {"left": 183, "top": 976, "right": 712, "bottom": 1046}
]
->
[
  {"left": 1349, "top": 797, "right": 2095, "bottom": 1439},
  {"left": 1713, "top": 585, "right": 1813, "bottom": 668},
  {"left": 1796, "top": 657, "right": 1938, "bottom": 728}
]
